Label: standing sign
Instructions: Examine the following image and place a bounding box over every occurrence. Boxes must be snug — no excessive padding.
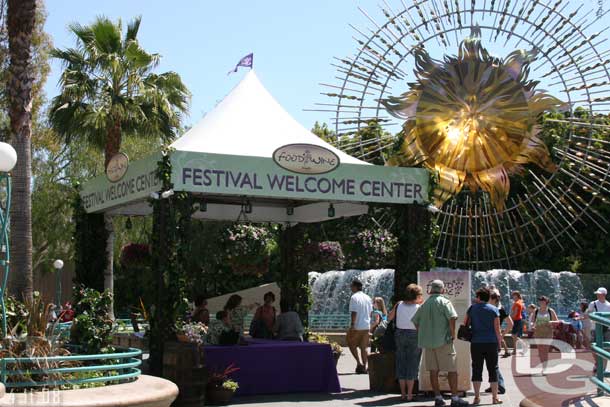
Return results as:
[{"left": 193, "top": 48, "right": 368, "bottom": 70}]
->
[{"left": 418, "top": 269, "right": 471, "bottom": 393}]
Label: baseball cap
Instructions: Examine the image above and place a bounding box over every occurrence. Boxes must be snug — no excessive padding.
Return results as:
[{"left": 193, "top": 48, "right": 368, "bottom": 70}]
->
[
  {"left": 595, "top": 287, "right": 608, "bottom": 295},
  {"left": 429, "top": 280, "right": 445, "bottom": 293}
]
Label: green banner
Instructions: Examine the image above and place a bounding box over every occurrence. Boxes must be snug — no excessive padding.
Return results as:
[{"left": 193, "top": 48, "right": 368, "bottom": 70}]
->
[
  {"left": 171, "top": 151, "right": 429, "bottom": 204},
  {"left": 81, "top": 152, "right": 161, "bottom": 213}
]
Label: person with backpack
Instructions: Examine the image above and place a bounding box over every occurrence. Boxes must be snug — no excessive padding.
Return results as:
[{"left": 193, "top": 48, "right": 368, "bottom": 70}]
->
[
  {"left": 587, "top": 287, "right": 610, "bottom": 372},
  {"left": 388, "top": 284, "right": 423, "bottom": 402},
  {"left": 370, "top": 297, "right": 388, "bottom": 336},
  {"left": 529, "top": 296, "right": 559, "bottom": 375}
]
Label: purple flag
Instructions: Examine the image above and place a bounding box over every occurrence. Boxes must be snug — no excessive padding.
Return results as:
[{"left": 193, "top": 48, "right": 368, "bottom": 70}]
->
[{"left": 228, "top": 53, "right": 253, "bottom": 74}]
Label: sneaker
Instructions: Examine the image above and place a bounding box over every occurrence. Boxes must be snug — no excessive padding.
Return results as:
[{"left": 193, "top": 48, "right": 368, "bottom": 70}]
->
[
  {"left": 450, "top": 397, "right": 469, "bottom": 407},
  {"left": 434, "top": 398, "right": 446, "bottom": 407}
]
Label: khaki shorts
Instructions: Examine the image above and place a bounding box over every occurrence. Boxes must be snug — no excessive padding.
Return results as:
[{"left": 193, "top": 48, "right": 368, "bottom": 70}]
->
[
  {"left": 424, "top": 342, "right": 457, "bottom": 372},
  {"left": 346, "top": 329, "right": 370, "bottom": 349}
]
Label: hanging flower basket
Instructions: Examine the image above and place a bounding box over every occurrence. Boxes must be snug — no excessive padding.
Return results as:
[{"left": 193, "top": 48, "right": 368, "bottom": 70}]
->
[
  {"left": 304, "top": 241, "right": 345, "bottom": 271},
  {"left": 224, "top": 225, "right": 273, "bottom": 276},
  {"left": 120, "top": 243, "right": 151, "bottom": 268},
  {"left": 344, "top": 228, "right": 398, "bottom": 269},
  {"left": 228, "top": 257, "right": 270, "bottom": 276}
]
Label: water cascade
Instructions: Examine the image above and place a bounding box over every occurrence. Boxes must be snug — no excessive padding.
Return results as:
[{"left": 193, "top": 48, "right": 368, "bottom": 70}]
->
[{"left": 309, "top": 268, "right": 586, "bottom": 317}]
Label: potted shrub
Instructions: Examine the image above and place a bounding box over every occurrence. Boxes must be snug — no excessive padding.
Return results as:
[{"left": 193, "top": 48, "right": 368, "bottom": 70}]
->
[
  {"left": 330, "top": 341, "right": 343, "bottom": 366},
  {"left": 308, "top": 333, "right": 343, "bottom": 366},
  {"left": 206, "top": 364, "right": 240, "bottom": 405}
]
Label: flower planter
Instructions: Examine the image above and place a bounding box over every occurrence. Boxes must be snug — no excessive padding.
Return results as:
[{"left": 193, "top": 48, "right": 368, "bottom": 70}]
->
[
  {"left": 205, "top": 387, "right": 235, "bottom": 406},
  {"left": 176, "top": 334, "right": 190, "bottom": 343}
]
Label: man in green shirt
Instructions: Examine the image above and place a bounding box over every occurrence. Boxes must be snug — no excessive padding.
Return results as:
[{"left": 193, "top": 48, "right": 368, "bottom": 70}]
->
[{"left": 412, "top": 280, "right": 467, "bottom": 407}]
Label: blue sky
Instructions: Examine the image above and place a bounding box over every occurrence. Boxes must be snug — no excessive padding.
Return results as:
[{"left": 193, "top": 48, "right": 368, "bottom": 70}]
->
[
  {"left": 44, "top": 0, "right": 373, "bottom": 130},
  {"left": 44, "top": 0, "right": 608, "bottom": 131}
]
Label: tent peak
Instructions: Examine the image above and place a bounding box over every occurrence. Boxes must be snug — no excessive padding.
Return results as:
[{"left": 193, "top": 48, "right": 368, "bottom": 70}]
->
[{"left": 170, "top": 71, "right": 367, "bottom": 165}]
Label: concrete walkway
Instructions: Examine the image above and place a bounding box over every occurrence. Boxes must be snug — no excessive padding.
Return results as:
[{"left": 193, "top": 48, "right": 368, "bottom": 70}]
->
[
  {"left": 231, "top": 347, "right": 610, "bottom": 407},
  {"left": 232, "top": 348, "right": 516, "bottom": 406}
]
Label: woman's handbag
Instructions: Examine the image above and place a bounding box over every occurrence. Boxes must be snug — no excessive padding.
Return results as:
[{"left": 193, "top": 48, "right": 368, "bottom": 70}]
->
[
  {"left": 380, "top": 320, "right": 396, "bottom": 352},
  {"left": 457, "top": 306, "right": 473, "bottom": 342},
  {"left": 457, "top": 324, "right": 473, "bottom": 342}
]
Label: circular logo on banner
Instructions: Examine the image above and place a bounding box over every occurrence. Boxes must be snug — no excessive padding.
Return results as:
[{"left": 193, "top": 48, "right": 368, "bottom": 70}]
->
[
  {"left": 273, "top": 144, "right": 340, "bottom": 174},
  {"left": 106, "top": 153, "right": 129, "bottom": 182}
]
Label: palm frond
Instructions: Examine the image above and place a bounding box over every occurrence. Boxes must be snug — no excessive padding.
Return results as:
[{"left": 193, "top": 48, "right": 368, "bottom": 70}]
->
[
  {"left": 89, "top": 16, "right": 122, "bottom": 54},
  {"left": 125, "top": 16, "right": 142, "bottom": 43}
]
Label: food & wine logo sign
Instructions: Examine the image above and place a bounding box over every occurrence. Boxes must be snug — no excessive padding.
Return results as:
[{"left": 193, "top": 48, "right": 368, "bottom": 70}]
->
[{"left": 273, "top": 144, "right": 340, "bottom": 174}]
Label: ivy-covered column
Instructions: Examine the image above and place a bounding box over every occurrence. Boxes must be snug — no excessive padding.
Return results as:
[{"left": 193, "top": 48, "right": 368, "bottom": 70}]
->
[
  {"left": 392, "top": 204, "right": 433, "bottom": 302},
  {"left": 72, "top": 188, "right": 107, "bottom": 292},
  {"left": 278, "top": 223, "right": 311, "bottom": 327},
  {"left": 148, "top": 149, "right": 192, "bottom": 376}
]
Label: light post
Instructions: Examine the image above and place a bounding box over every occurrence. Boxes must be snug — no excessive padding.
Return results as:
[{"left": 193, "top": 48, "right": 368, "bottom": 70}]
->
[
  {"left": 0, "top": 141, "right": 17, "bottom": 339},
  {"left": 53, "top": 259, "right": 64, "bottom": 309}
]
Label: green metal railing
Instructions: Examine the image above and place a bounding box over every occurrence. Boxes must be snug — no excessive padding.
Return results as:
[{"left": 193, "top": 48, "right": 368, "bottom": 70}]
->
[
  {"left": 0, "top": 346, "right": 142, "bottom": 389},
  {"left": 589, "top": 312, "right": 610, "bottom": 395}
]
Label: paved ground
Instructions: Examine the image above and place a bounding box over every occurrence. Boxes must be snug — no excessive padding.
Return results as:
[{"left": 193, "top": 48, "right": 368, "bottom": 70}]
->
[{"left": 231, "top": 345, "right": 610, "bottom": 407}]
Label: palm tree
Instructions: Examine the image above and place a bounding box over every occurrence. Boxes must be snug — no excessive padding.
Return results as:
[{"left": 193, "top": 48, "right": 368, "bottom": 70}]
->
[
  {"left": 49, "top": 16, "right": 190, "bottom": 314},
  {"left": 7, "top": 0, "right": 37, "bottom": 302}
]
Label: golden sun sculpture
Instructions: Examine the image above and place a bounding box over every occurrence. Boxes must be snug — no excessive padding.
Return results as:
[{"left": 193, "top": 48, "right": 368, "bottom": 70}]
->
[{"left": 383, "top": 29, "right": 567, "bottom": 211}]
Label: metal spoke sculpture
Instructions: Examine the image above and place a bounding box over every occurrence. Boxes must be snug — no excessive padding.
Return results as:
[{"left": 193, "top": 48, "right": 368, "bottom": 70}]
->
[{"left": 316, "top": 0, "right": 610, "bottom": 269}]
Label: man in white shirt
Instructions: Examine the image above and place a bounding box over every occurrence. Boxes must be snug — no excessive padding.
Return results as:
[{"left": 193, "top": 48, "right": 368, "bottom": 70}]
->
[
  {"left": 347, "top": 280, "right": 372, "bottom": 374},
  {"left": 587, "top": 287, "right": 610, "bottom": 372}
]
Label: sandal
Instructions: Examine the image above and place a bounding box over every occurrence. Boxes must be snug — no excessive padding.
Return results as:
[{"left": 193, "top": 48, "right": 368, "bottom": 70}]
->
[
  {"left": 493, "top": 399, "right": 503, "bottom": 404},
  {"left": 473, "top": 397, "right": 481, "bottom": 405}
]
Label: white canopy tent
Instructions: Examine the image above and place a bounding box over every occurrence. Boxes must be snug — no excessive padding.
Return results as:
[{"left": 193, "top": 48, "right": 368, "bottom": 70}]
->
[
  {"left": 172, "top": 70, "right": 364, "bottom": 165},
  {"left": 81, "top": 70, "right": 428, "bottom": 223}
]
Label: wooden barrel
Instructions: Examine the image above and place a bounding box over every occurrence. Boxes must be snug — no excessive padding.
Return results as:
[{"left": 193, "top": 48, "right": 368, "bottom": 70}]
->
[
  {"left": 162, "top": 341, "right": 207, "bottom": 407},
  {"left": 368, "top": 352, "right": 399, "bottom": 393}
]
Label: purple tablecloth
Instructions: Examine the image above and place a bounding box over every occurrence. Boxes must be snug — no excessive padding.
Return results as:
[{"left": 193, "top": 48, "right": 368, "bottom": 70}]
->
[{"left": 204, "top": 339, "right": 341, "bottom": 396}]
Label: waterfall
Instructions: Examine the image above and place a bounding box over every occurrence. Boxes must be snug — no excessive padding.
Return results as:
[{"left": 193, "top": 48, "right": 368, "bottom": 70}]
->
[
  {"left": 310, "top": 268, "right": 585, "bottom": 317},
  {"left": 309, "top": 269, "right": 394, "bottom": 314}
]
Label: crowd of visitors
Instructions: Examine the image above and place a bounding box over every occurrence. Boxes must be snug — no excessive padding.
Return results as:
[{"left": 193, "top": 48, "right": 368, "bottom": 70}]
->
[
  {"left": 188, "top": 280, "right": 610, "bottom": 404},
  {"left": 188, "top": 291, "right": 305, "bottom": 345},
  {"left": 344, "top": 278, "right": 610, "bottom": 405}
]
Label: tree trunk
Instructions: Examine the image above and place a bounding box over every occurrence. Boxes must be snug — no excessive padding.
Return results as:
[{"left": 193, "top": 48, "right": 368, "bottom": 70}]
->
[
  {"left": 102, "top": 120, "right": 121, "bottom": 318},
  {"left": 393, "top": 204, "right": 432, "bottom": 302},
  {"left": 104, "top": 120, "right": 122, "bottom": 166},
  {"left": 104, "top": 214, "right": 115, "bottom": 319},
  {"left": 7, "top": 0, "right": 37, "bottom": 302}
]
